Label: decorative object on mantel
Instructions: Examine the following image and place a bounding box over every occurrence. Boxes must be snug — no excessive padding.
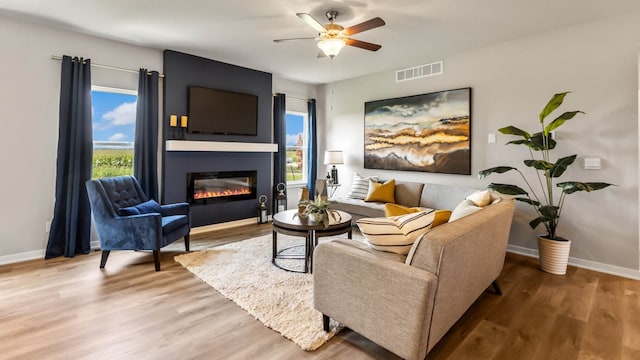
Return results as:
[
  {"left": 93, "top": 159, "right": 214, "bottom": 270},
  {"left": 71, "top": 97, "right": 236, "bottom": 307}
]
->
[
  {"left": 479, "top": 92, "right": 613, "bottom": 275},
  {"left": 174, "top": 234, "right": 346, "bottom": 351},
  {"left": 324, "top": 150, "right": 343, "bottom": 184},
  {"left": 180, "top": 115, "right": 188, "bottom": 139},
  {"left": 364, "top": 87, "right": 471, "bottom": 175},
  {"left": 258, "top": 195, "right": 268, "bottom": 224},
  {"left": 169, "top": 114, "right": 178, "bottom": 139},
  {"left": 274, "top": 182, "right": 287, "bottom": 213}
]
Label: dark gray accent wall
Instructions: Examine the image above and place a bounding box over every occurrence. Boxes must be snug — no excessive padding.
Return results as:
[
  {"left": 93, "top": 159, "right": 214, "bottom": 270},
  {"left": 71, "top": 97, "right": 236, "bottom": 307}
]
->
[{"left": 163, "top": 50, "right": 273, "bottom": 227}]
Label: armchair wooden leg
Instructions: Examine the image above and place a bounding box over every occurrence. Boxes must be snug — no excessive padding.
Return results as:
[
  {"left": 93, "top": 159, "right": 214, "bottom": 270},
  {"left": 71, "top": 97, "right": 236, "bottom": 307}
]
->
[
  {"left": 322, "top": 314, "right": 330, "bottom": 332},
  {"left": 184, "top": 234, "right": 190, "bottom": 251},
  {"left": 492, "top": 280, "right": 502, "bottom": 295},
  {"left": 153, "top": 250, "right": 161, "bottom": 271},
  {"left": 100, "top": 250, "right": 110, "bottom": 269}
]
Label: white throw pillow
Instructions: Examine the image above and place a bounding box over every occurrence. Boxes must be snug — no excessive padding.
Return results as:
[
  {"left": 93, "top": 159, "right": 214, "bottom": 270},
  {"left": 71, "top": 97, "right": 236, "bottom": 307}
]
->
[
  {"left": 357, "top": 210, "right": 436, "bottom": 255},
  {"left": 449, "top": 199, "right": 483, "bottom": 222},
  {"left": 466, "top": 190, "right": 491, "bottom": 207},
  {"left": 346, "top": 173, "right": 378, "bottom": 200}
]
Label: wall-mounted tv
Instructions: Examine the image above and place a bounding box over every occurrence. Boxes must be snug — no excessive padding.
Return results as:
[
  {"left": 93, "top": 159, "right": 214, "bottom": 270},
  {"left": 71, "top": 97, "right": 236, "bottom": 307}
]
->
[{"left": 188, "top": 85, "right": 258, "bottom": 136}]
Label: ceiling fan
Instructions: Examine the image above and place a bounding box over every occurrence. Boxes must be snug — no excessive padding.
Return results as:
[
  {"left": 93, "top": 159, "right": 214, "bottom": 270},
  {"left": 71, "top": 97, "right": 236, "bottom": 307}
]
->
[{"left": 274, "top": 11, "right": 385, "bottom": 58}]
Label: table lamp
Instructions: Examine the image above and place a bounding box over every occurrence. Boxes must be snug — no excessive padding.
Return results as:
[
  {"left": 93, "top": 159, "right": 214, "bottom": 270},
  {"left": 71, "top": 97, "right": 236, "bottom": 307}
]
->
[{"left": 324, "top": 150, "right": 344, "bottom": 185}]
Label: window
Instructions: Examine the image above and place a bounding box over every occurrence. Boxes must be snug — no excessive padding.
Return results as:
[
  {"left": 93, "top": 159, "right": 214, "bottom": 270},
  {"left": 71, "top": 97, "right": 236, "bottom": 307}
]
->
[
  {"left": 285, "top": 111, "right": 308, "bottom": 185},
  {"left": 91, "top": 86, "right": 137, "bottom": 179}
]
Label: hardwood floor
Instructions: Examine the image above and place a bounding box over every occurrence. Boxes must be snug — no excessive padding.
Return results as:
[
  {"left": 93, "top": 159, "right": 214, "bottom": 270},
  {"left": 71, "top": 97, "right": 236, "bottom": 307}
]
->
[{"left": 1, "top": 223, "right": 639, "bottom": 359}]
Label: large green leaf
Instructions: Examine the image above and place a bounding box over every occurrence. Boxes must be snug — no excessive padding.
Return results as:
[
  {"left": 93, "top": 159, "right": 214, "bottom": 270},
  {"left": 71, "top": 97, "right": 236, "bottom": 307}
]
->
[
  {"left": 544, "top": 111, "right": 584, "bottom": 135},
  {"left": 539, "top": 92, "right": 569, "bottom": 123},
  {"left": 529, "top": 216, "right": 547, "bottom": 229},
  {"left": 539, "top": 205, "right": 559, "bottom": 218},
  {"left": 549, "top": 155, "right": 577, "bottom": 178},
  {"left": 487, "top": 183, "right": 528, "bottom": 196},
  {"left": 478, "top": 166, "right": 517, "bottom": 179},
  {"left": 529, "top": 132, "right": 557, "bottom": 151},
  {"left": 499, "top": 126, "right": 530, "bottom": 139},
  {"left": 515, "top": 198, "right": 540, "bottom": 206},
  {"left": 557, "top": 181, "right": 614, "bottom": 194},
  {"left": 524, "top": 159, "right": 554, "bottom": 171}
]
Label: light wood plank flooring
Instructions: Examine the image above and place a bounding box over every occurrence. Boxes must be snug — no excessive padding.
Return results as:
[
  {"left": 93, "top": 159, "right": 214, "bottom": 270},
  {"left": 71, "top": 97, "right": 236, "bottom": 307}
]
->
[{"left": 1, "top": 223, "right": 639, "bottom": 359}]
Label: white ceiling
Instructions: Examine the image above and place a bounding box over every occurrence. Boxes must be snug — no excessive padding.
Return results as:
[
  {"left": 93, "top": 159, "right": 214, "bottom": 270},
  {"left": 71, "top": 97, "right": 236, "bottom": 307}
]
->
[{"left": 2, "top": 0, "right": 640, "bottom": 84}]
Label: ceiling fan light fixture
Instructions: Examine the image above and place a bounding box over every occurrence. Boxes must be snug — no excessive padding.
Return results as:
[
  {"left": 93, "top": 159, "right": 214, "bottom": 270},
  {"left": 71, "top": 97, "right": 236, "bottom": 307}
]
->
[{"left": 317, "top": 38, "right": 345, "bottom": 58}]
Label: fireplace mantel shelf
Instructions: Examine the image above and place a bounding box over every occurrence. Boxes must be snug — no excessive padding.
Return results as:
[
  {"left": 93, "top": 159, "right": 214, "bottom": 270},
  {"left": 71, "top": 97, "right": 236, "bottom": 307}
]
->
[{"left": 166, "top": 140, "right": 278, "bottom": 153}]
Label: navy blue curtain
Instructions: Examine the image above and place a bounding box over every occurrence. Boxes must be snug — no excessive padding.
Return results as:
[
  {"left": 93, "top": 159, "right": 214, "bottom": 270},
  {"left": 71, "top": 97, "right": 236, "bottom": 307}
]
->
[
  {"left": 273, "top": 94, "right": 286, "bottom": 211},
  {"left": 307, "top": 99, "right": 317, "bottom": 196},
  {"left": 134, "top": 69, "right": 159, "bottom": 200},
  {"left": 46, "top": 56, "right": 93, "bottom": 259}
]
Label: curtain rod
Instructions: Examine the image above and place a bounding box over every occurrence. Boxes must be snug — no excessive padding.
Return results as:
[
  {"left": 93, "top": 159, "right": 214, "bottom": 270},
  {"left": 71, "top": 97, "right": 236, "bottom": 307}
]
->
[
  {"left": 273, "top": 93, "right": 311, "bottom": 102},
  {"left": 50, "top": 55, "right": 165, "bottom": 78}
]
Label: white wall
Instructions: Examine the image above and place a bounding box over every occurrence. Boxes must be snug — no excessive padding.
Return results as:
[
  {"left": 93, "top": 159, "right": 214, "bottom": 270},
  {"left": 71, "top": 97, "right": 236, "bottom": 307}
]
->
[{"left": 319, "top": 12, "right": 640, "bottom": 273}]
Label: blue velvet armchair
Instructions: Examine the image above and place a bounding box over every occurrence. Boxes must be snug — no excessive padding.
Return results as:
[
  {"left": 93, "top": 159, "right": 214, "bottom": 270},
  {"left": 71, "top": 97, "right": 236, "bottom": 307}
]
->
[{"left": 86, "top": 175, "right": 191, "bottom": 271}]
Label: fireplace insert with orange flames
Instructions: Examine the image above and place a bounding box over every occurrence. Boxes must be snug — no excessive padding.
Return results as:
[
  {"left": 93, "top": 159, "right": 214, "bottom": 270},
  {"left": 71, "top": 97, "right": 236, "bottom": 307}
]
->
[{"left": 187, "top": 170, "right": 257, "bottom": 205}]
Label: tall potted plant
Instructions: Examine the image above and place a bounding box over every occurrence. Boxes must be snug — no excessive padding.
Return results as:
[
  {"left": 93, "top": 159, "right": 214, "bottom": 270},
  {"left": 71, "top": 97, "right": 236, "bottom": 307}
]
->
[{"left": 479, "top": 92, "right": 613, "bottom": 275}]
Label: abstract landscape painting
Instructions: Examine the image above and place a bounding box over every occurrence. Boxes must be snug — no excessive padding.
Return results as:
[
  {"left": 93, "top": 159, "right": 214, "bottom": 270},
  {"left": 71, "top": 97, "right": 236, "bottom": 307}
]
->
[{"left": 364, "top": 88, "right": 471, "bottom": 174}]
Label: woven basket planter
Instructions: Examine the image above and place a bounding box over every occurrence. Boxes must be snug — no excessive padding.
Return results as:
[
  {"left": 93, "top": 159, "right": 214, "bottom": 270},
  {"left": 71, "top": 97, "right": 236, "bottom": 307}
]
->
[{"left": 537, "top": 236, "right": 571, "bottom": 275}]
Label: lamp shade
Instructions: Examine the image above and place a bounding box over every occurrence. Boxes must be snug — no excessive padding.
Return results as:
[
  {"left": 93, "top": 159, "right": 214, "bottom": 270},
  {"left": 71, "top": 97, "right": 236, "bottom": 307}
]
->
[{"left": 324, "top": 150, "right": 344, "bottom": 165}]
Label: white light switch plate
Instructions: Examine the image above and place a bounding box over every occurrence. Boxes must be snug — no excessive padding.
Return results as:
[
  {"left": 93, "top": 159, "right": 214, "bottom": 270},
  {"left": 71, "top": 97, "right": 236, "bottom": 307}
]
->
[
  {"left": 488, "top": 133, "right": 497, "bottom": 144},
  {"left": 584, "top": 157, "right": 601, "bottom": 170}
]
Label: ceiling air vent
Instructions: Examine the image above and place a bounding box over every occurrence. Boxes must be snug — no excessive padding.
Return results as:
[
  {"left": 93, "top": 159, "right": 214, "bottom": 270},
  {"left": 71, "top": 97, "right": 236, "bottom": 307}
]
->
[{"left": 396, "top": 61, "right": 443, "bottom": 82}]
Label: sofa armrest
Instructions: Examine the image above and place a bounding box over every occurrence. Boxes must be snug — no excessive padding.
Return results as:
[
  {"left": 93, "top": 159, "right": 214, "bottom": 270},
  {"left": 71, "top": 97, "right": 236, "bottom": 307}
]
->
[
  {"left": 160, "top": 202, "right": 190, "bottom": 217},
  {"left": 313, "top": 240, "right": 437, "bottom": 360},
  {"left": 95, "top": 213, "right": 162, "bottom": 250}
]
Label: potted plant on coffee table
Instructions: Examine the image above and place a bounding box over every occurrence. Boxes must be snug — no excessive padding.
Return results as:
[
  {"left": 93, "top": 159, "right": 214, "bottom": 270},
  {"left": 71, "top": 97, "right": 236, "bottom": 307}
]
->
[
  {"left": 479, "top": 92, "right": 613, "bottom": 275},
  {"left": 298, "top": 198, "right": 341, "bottom": 228}
]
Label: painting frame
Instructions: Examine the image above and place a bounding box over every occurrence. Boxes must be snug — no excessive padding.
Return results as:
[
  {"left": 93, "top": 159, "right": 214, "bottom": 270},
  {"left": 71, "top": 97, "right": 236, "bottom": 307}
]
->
[{"left": 364, "top": 87, "right": 472, "bottom": 175}]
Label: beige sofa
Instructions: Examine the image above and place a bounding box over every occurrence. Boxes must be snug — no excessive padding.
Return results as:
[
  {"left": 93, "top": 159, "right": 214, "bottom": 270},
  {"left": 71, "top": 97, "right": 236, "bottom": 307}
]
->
[
  {"left": 313, "top": 199, "right": 515, "bottom": 360},
  {"left": 330, "top": 181, "right": 479, "bottom": 220}
]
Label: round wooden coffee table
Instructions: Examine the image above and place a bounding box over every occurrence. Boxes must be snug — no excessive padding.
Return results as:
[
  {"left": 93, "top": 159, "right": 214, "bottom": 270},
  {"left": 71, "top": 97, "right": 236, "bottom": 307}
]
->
[{"left": 272, "top": 209, "right": 352, "bottom": 273}]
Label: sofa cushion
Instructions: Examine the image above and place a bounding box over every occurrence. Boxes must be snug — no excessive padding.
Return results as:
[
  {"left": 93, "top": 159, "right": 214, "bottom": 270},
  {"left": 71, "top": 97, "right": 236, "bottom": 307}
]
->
[
  {"left": 394, "top": 181, "right": 425, "bottom": 207},
  {"left": 331, "top": 197, "right": 386, "bottom": 218},
  {"left": 384, "top": 203, "right": 425, "bottom": 217},
  {"left": 365, "top": 179, "right": 395, "bottom": 203},
  {"left": 118, "top": 199, "right": 162, "bottom": 216},
  {"left": 347, "top": 173, "right": 378, "bottom": 200},
  {"left": 357, "top": 210, "right": 436, "bottom": 255}
]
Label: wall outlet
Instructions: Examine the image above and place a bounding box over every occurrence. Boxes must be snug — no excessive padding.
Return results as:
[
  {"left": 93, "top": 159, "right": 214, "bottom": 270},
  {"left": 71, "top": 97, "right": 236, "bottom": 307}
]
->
[{"left": 45, "top": 221, "right": 51, "bottom": 232}]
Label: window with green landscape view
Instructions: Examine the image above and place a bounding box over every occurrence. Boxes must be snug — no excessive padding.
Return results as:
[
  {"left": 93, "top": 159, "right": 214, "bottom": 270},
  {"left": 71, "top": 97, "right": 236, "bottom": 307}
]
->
[
  {"left": 91, "top": 87, "right": 137, "bottom": 179},
  {"left": 285, "top": 112, "right": 308, "bottom": 185}
]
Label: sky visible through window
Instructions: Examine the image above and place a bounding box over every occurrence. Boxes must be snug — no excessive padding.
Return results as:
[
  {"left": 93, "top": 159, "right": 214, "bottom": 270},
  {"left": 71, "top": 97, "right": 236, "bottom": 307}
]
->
[
  {"left": 92, "top": 90, "right": 137, "bottom": 144},
  {"left": 286, "top": 113, "right": 303, "bottom": 146}
]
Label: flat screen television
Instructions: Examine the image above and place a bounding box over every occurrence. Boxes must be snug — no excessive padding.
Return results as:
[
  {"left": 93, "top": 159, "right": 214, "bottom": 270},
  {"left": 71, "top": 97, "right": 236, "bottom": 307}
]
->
[{"left": 187, "top": 85, "right": 258, "bottom": 136}]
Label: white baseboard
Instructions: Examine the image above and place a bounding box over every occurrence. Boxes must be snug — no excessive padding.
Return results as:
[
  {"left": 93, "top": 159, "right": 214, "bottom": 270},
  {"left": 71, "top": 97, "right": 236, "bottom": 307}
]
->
[
  {"left": 0, "top": 249, "right": 45, "bottom": 265},
  {"left": 507, "top": 244, "right": 640, "bottom": 281}
]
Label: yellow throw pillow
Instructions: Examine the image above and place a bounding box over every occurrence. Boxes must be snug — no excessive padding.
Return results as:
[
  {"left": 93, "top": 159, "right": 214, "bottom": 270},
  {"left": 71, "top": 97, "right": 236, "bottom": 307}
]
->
[
  {"left": 365, "top": 179, "right": 395, "bottom": 203},
  {"left": 432, "top": 210, "right": 452, "bottom": 228},
  {"left": 384, "top": 203, "right": 425, "bottom": 217}
]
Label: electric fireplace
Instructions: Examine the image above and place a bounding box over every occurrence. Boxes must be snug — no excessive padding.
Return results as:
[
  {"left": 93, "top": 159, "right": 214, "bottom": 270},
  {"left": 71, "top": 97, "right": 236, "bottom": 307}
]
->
[{"left": 187, "top": 170, "right": 257, "bottom": 205}]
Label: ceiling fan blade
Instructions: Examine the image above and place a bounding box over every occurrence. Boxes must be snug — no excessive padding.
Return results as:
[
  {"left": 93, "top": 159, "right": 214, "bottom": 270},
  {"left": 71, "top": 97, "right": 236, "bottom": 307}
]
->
[
  {"left": 273, "top": 37, "right": 317, "bottom": 43},
  {"left": 296, "top": 13, "right": 326, "bottom": 33},
  {"left": 344, "top": 17, "right": 385, "bottom": 36},
  {"left": 345, "top": 38, "right": 382, "bottom": 51}
]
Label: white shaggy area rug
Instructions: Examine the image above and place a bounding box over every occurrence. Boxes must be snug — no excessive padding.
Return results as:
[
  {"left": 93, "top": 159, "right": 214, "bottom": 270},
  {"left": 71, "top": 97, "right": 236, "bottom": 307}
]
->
[{"left": 174, "top": 234, "right": 346, "bottom": 351}]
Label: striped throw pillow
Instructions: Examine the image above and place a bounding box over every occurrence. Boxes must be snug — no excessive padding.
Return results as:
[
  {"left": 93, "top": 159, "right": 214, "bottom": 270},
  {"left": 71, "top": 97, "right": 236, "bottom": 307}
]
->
[
  {"left": 346, "top": 173, "right": 378, "bottom": 200},
  {"left": 357, "top": 209, "right": 436, "bottom": 255}
]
